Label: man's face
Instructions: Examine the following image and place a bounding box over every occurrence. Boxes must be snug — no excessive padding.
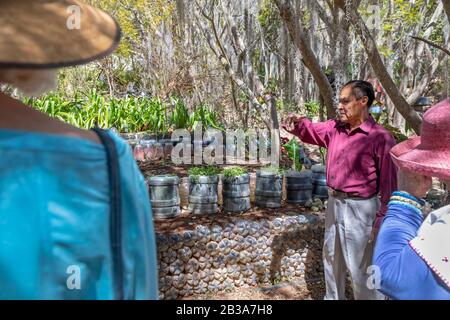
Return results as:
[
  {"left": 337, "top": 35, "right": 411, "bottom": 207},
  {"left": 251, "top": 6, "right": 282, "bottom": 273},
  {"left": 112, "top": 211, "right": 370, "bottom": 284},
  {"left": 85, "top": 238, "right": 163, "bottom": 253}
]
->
[{"left": 338, "top": 86, "right": 368, "bottom": 123}]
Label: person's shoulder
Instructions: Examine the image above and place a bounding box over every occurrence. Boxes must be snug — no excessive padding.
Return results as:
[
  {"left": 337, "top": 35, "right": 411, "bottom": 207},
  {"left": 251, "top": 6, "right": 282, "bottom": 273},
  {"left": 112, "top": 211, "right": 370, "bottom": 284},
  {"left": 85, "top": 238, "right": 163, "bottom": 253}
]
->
[
  {"left": 107, "top": 130, "right": 133, "bottom": 157},
  {"left": 372, "top": 122, "right": 393, "bottom": 136},
  {"left": 371, "top": 123, "right": 396, "bottom": 144},
  {"left": 326, "top": 119, "right": 338, "bottom": 125},
  {"left": 107, "top": 131, "right": 146, "bottom": 185}
]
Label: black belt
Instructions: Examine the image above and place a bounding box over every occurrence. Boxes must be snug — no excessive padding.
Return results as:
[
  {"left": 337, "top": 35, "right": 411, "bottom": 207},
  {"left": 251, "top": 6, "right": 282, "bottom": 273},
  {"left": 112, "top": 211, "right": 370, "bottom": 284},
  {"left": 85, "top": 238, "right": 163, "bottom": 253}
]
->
[{"left": 328, "top": 187, "right": 375, "bottom": 199}]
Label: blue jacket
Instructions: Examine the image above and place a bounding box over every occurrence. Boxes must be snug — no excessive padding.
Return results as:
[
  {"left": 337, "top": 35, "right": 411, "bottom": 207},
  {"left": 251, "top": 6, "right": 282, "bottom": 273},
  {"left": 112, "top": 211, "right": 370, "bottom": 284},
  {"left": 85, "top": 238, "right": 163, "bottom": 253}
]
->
[
  {"left": 0, "top": 129, "right": 158, "bottom": 299},
  {"left": 373, "top": 198, "right": 450, "bottom": 300}
]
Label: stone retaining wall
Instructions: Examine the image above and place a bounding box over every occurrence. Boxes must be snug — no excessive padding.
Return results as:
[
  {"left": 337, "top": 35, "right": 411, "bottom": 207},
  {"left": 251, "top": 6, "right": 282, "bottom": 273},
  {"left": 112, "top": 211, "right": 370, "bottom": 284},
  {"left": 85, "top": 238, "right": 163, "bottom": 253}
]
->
[{"left": 156, "top": 212, "right": 325, "bottom": 300}]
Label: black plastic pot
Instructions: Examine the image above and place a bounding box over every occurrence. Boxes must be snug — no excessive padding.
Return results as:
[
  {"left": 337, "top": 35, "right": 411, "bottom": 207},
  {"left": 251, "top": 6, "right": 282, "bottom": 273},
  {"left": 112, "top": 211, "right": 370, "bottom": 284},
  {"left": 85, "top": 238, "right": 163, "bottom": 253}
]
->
[
  {"left": 311, "top": 164, "right": 328, "bottom": 199},
  {"left": 148, "top": 175, "right": 180, "bottom": 219},
  {"left": 255, "top": 170, "right": 283, "bottom": 208},
  {"left": 188, "top": 175, "right": 219, "bottom": 214},
  {"left": 222, "top": 174, "right": 251, "bottom": 213},
  {"left": 286, "top": 170, "right": 313, "bottom": 204}
]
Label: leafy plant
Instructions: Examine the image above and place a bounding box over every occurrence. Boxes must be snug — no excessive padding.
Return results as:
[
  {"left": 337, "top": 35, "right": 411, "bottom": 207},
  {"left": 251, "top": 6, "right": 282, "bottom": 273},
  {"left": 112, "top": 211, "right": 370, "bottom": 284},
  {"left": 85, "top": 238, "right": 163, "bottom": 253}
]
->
[
  {"left": 188, "top": 166, "right": 221, "bottom": 178},
  {"left": 25, "top": 92, "right": 224, "bottom": 134},
  {"left": 384, "top": 124, "right": 409, "bottom": 143},
  {"left": 260, "top": 165, "right": 285, "bottom": 175},
  {"left": 304, "top": 100, "right": 320, "bottom": 118},
  {"left": 282, "top": 138, "right": 302, "bottom": 171},
  {"left": 188, "top": 104, "right": 224, "bottom": 131},
  {"left": 170, "top": 97, "right": 189, "bottom": 129},
  {"left": 222, "top": 166, "right": 248, "bottom": 178}
]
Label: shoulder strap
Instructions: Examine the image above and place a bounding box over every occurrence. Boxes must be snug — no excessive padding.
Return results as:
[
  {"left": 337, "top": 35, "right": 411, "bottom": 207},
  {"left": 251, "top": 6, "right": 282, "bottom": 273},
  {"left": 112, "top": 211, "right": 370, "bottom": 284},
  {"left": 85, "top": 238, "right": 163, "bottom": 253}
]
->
[{"left": 92, "top": 128, "right": 124, "bottom": 300}]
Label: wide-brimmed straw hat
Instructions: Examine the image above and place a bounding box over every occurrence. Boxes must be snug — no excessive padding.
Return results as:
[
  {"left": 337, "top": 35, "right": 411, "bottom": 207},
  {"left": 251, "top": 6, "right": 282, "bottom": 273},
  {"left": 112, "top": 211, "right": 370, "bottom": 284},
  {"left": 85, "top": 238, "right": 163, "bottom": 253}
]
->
[
  {"left": 0, "top": 0, "right": 121, "bottom": 68},
  {"left": 390, "top": 99, "right": 450, "bottom": 180}
]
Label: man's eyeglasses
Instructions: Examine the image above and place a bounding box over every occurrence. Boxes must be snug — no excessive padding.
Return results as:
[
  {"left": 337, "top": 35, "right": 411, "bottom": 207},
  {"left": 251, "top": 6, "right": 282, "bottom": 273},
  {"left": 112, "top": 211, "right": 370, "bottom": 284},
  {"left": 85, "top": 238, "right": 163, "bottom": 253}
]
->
[{"left": 339, "top": 96, "right": 364, "bottom": 105}]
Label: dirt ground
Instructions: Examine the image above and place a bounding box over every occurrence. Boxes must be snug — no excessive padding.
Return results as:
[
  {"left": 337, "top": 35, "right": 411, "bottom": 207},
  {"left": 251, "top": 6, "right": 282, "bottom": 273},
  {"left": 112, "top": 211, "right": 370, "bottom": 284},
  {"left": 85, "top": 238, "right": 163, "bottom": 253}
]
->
[{"left": 182, "top": 277, "right": 354, "bottom": 300}]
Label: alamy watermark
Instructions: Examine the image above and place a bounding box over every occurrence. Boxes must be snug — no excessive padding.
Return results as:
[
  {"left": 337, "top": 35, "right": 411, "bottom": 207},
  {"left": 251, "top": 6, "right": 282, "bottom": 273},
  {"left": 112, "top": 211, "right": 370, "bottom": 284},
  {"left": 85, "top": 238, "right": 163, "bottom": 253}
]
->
[
  {"left": 366, "top": 265, "right": 382, "bottom": 290},
  {"left": 366, "top": 3, "right": 381, "bottom": 31},
  {"left": 169, "top": 123, "right": 280, "bottom": 167},
  {"left": 66, "top": 265, "right": 81, "bottom": 290},
  {"left": 66, "top": 5, "right": 81, "bottom": 30}
]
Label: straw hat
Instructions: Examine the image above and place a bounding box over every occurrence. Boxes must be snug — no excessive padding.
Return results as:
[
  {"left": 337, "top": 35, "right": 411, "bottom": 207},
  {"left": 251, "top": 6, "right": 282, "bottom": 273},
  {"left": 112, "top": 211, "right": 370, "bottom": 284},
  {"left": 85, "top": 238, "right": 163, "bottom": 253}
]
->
[
  {"left": 390, "top": 99, "right": 450, "bottom": 180},
  {"left": 0, "top": 0, "right": 121, "bottom": 68}
]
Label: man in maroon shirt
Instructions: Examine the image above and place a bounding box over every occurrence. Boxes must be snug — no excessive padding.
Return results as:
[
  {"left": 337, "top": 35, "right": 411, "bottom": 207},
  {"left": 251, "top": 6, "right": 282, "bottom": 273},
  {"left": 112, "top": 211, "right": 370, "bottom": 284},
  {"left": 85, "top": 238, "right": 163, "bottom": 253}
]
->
[{"left": 283, "top": 80, "right": 397, "bottom": 300}]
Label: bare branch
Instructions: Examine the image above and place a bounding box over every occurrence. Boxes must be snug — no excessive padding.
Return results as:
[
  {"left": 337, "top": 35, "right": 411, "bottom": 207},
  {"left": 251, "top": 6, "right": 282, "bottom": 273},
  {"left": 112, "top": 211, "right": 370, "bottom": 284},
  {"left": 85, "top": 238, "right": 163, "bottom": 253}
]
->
[
  {"left": 411, "top": 36, "right": 450, "bottom": 56},
  {"left": 336, "top": 1, "right": 423, "bottom": 134},
  {"left": 406, "top": 50, "right": 447, "bottom": 105},
  {"left": 314, "top": 1, "right": 333, "bottom": 31},
  {"left": 193, "top": 3, "right": 272, "bottom": 129},
  {"left": 443, "top": 0, "right": 450, "bottom": 26},
  {"left": 272, "top": 0, "right": 335, "bottom": 118}
]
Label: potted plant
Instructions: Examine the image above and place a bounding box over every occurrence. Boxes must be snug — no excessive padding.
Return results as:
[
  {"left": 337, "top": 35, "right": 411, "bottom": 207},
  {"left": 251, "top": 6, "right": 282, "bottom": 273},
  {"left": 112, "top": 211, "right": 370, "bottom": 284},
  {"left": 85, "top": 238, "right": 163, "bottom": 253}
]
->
[
  {"left": 312, "top": 148, "right": 328, "bottom": 200},
  {"left": 148, "top": 174, "right": 180, "bottom": 219},
  {"left": 283, "top": 139, "right": 313, "bottom": 205},
  {"left": 255, "top": 166, "right": 285, "bottom": 208},
  {"left": 222, "top": 167, "right": 251, "bottom": 213},
  {"left": 188, "top": 166, "right": 221, "bottom": 214}
]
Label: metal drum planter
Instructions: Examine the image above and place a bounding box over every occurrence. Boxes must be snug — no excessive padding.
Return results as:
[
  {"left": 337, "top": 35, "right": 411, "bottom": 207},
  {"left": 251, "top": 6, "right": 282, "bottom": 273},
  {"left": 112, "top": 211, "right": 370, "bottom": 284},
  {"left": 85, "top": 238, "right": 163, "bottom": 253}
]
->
[
  {"left": 222, "top": 174, "right": 251, "bottom": 213},
  {"left": 255, "top": 171, "right": 283, "bottom": 208},
  {"left": 148, "top": 175, "right": 181, "bottom": 219},
  {"left": 312, "top": 165, "right": 328, "bottom": 200},
  {"left": 188, "top": 175, "right": 219, "bottom": 214},
  {"left": 286, "top": 170, "right": 313, "bottom": 205}
]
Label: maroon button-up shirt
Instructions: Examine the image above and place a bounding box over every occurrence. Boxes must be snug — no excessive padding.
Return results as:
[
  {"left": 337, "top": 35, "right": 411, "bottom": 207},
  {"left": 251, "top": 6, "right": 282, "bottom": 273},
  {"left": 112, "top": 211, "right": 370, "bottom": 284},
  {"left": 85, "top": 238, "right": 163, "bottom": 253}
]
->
[{"left": 291, "top": 116, "right": 397, "bottom": 228}]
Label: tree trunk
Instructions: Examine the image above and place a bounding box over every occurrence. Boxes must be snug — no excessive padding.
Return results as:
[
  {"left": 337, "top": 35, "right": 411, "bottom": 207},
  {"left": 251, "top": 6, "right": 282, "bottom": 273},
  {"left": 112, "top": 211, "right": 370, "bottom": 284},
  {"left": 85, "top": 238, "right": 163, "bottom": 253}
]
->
[
  {"left": 443, "top": 0, "right": 450, "bottom": 26},
  {"left": 337, "top": 1, "right": 423, "bottom": 134},
  {"left": 272, "top": 0, "right": 335, "bottom": 119}
]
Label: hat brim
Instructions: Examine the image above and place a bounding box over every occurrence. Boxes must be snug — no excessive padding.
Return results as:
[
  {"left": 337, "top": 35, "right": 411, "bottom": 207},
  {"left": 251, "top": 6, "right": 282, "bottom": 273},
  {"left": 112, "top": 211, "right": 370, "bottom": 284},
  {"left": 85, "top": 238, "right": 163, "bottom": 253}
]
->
[
  {"left": 390, "top": 136, "right": 450, "bottom": 180},
  {"left": 0, "top": 0, "right": 121, "bottom": 69}
]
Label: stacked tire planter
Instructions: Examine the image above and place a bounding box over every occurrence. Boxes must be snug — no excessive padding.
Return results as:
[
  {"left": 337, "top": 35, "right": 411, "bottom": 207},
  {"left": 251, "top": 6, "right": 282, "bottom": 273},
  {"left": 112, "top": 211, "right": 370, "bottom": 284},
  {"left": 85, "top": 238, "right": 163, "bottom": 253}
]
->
[
  {"left": 311, "top": 164, "right": 328, "bottom": 200},
  {"left": 188, "top": 175, "right": 219, "bottom": 214},
  {"left": 148, "top": 175, "right": 181, "bottom": 219},
  {"left": 222, "top": 173, "right": 251, "bottom": 213},
  {"left": 286, "top": 170, "right": 313, "bottom": 205},
  {"left": 148, "top": 166, "right": 326, "bottom": 214},
  {"left": 255, "top": 170, "right": 284, "bottom": 208}
]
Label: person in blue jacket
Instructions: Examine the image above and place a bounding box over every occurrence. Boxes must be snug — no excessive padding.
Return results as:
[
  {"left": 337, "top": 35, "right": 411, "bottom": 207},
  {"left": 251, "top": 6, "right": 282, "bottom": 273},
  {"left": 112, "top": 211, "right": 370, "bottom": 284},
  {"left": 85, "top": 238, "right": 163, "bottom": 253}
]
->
[
  {"left": 373, "top": 99, "right": 450, "bottom": 300},
  {"left": 0, "top": 1, "right": 158, "bottom": 299}
]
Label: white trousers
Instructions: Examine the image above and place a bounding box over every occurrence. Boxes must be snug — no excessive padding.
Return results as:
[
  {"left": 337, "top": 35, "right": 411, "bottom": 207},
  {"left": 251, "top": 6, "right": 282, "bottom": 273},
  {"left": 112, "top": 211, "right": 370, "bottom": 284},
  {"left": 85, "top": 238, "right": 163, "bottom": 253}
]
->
[{"left": 323, "top": 194, "right": 385, "bottom": 300}]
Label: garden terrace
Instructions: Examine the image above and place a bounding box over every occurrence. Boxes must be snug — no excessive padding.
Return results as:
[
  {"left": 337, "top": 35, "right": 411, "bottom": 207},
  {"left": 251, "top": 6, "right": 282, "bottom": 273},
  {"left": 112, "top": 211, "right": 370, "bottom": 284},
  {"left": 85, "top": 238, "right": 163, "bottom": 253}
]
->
[{"left": 140, "top": 160, "right": 327, "bottom": 299}]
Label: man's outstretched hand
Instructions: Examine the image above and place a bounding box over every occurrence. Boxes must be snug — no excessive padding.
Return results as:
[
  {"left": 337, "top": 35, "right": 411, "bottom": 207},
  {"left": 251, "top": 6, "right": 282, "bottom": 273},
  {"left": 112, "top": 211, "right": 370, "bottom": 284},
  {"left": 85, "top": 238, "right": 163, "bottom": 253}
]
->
[{"left": 282, "top": 113, "right": 303, "bottom": 133}]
